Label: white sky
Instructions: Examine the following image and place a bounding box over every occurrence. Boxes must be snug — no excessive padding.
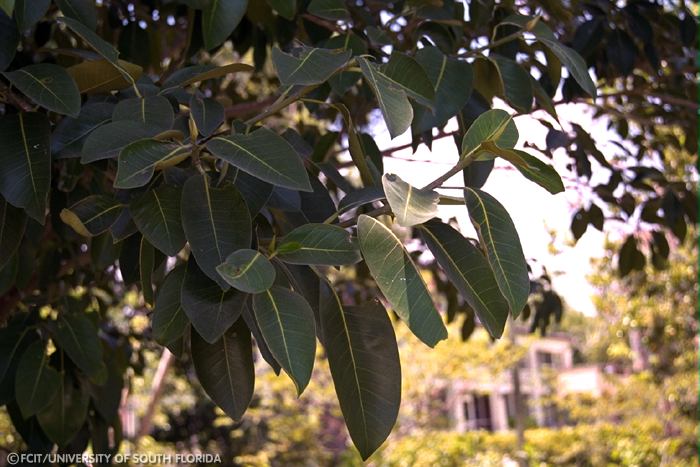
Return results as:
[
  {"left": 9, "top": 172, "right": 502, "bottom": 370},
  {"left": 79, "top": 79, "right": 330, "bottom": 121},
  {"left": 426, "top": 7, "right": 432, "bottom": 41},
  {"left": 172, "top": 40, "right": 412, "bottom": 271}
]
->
[{"left": 371, "top": 102, "right": 616, "bottom": 316}]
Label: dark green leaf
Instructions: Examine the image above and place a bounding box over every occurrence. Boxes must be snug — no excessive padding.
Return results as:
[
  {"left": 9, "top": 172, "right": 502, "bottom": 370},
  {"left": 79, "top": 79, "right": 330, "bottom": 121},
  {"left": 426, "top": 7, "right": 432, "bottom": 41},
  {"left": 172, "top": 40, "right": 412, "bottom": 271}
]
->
[
  {"left": 181, "top": 259, "right": 247, "bottom": 343},
  {"left": 206, "top": 127, "right": 312, "bottom": 192},
  {"left": 358, "top": 58, "right": 413, "bottom": 139},
  {"left": 382, "top": 173, "right": 439, "bottom": 227},
  {"left": 513, "top": 149, "right": 565, "bottom": 194},
  {"left": 130, "top": 185, "right": 186, "bottom": 256},
  {"left": 2, "top": 64, "right": 80, "bottom": 116},
  {"left": 191, "top": 319, "right": 254, "bottom": 420},
  {"left": 81, "top": 121, "right": 157, "bottom": 163},
  {"left": 419, "top": 221, "right": 509, "bottom": 338},
  {"left": 319, "top": 284, "right": 401, "bottom": 460},
  {"left": 307, "top": 0, "right": 350, "bottom": 21},
  {"left": 381, "top": 51, "right": 435, "bottom": 108},
  {"left": 202, "top": 0, "right": 248, "bottom": 50},
  {"left": 140, "top": 236, "right": 156, "bottom": 306},
  {"left": 0, "top": 198, "right": 27, "bottom": 270},
  {"left": 152, "top": 266, "right": 190, "bottom": 347},
  {"left": 217, "top": 249, "right": 276, "bottom": 293},
  {"left": 51, "top": 102, "right": 113, "bottom": 158},
  {"left": 50, "top": 313, "right": 104, "bottom": 377},
  {"left": 252, "top": 286, "right": 316, "bottom": 394},
  {"left": 115, "top": 139, "right": 191, "bottom": 189},
  {"left": 277, "top": 223, "right": 360, "bottom": 265},
  {"left": 338, "top": 186, "right": 385, "bottom": 212},
  {"left": 570, "top": 208, "right": 588, "bottom": 240},
  {"left": 492, "top": 56, "right": 533, "bottom": 112},
  {"left": 181, "top": 174, "right": 252, "bottom": 287},
  {"left": 15, "top": 0, "right": 50, "bottom": 30},
  {"left": 56, "top": 0, "right": 97, "bottom": 30},
  {"left": 0, "top": 10, "right": 18, "bottom": 71},
  {"left": 272, "top": 46, "right": 351, "bottom": 86},
  {"left": 15, "top": 341, "right": 60, "bottom": 418},
  {"left": 59, "top": 195, "right": 123, "bottom": 237},
  {"left": 0, "top": 0, "right": 13, "bottom": 17},
  {"left": 37, "top": 372, "right": 89, "bottom": 447},
  {"left": 266, "top": 0, "right": 296, "bottom": 19},
  {"left": 0, "top": 113, "right": 51, "bottom": 223},
  {"left": 357, "top": 215, "right": 447, "bottom": 347},
  {"left": 112, "top": 96, "right": 174, "bottom": 132},
  {"left": 176, "top": 63, "right": 254, "bottom": 87},
  {"left": 464, "top": 188, "right": 529, "bottom": 316},
  {"left": 190, "top": 96, "right": 224, "bottom": 137}
]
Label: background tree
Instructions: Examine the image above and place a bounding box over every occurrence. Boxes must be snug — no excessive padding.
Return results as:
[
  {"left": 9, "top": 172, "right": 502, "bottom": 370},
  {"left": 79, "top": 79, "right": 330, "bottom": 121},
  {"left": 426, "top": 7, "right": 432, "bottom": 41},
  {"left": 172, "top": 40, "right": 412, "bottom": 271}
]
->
[{"left": 0, "top": 0, "right": 695, "bottom": 461}]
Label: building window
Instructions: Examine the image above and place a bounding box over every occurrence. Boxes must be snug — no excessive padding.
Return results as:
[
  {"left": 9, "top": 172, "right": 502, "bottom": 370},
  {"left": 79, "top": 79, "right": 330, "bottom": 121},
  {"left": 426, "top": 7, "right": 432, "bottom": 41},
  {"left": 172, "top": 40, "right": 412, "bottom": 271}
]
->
[
  {"left": 464, "top": 394, "right": 493, "bottom": 431},
  {"left": 536, "top": 351, "right": 561, "bottom": 368}
]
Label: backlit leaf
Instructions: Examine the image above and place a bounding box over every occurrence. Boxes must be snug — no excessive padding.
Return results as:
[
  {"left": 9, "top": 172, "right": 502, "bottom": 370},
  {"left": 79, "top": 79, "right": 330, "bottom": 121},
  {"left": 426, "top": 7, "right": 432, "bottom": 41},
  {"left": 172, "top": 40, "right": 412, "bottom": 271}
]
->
[
  {"left": 382, "top": 173, "right": 439, "bottom": 227},
  {"left": 381, "top": 51, "right": 435, "bottom": 108},
  {"left": 461, "top": 109, "right": 518, "bottom": 159},
  {"left": 358, "top": 57, "right": 413, "bottom": 139},
  {"left": 513, "top": 149, "right": 565, "bottom": 194},
  {"left": 272, "top": 46, "right": 351, "bottom": 86}
]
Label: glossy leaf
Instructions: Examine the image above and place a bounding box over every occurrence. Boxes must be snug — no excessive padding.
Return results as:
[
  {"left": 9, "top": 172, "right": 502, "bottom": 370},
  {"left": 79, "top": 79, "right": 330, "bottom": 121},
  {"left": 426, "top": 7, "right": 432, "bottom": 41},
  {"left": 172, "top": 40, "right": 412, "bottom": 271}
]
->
[
  {"left": 181, "top": 259, "right": 247, "bottom": 343},
  {"left": 307, "top": 0, "right": 350, "bottom": 21},
  {"left": 56, "top": 0, "right": 97, "bottom": 30},
  {"left": 206, "top": 127, "right": 312, "bottom": 192},
  {"left": 358, "top": 58, "right": 412, "bottom": 139},
  {"left": 50, "top": 313, "right": 104, "bottom": 377},
  {"left": 130, "top": 185, "right": 186, "bottom": 256},
  {"left": 492, "top": 56, "right": 533, "bottom": 112},
  {"left": 419, "top": 221, "right": 510, "bottom": 338},
  {"left": 464, "top": 188, "right": 529, "bottom": 316},
  {"left": 112, "top": 96, "right": 174, "bottom": 132},
  {"left": 513, "top": 149, "right": 565, "bottom": 194},
  {"left": 176, "top": 63, "right": 254, "bottom": 87},
  {"left": 60, "top": 195, "right": 123, "bottom": 237},
  {"left": 382, "top": 173, "right": 439, "bottom": 227},
  {"left": 320, "top": 286, "right": 401, "bottom": 460},
  {"left": 0, "top": 113, "right": 51, "bottom": 223},
  {"left": 0, "top": 198, "right": 27, "bottom": 270},
  {"left": 66, "top": 59, "right": 143, "bottom": 94},
  {"left": 2, "top": 64, "right": 80, "bottom": 117},
  {"left": 461, "top": 109, "right": 518, "bottom": 159},
  {"left": 140, "top": 237, "right": 156, "bottom": 306},
  {"left": 277, "top": 223, "right": 361, "bottom": 265},
  {"left": 217, "top": 249, "right": 276, "bottom": 293},
  {"left": 202, "top": 0, "right": 248, "bottom": 50},
  {"left": 190, "top": 96, "right": 224, "bottom": 137},
  {"left": 266, "top": 0, "right": 296, "bottom": 19},
  {"left": 50, "top": 102, "right": 113, "bottom": 158},
  {"left": 357, "top": 215, "right": 447, "bottom": 347},
  {"left": 152, "top": 266, "right": 189, "bottom": 346},
  {"left": 272, "top": 46, "right": 351, "bottom": 86},
  {"left": 0, "top": 10, "right": 18, "bottom": 71},
  {"left": 81, "top": 121, "right": 157, "bottom": 163},
  {"left": 15, "top": 341, "right": 60, "bottom": 418},
  {"left": 37, "top": 372, "right": 90, "bottom": 447},
  {"left": 115, "top": 139, "right": 190, "bottom": 189},
  {"left": 381, "top": 51, "right": 435, "bottom": 108},
  {"left": 252, "top": 286, "right": 316, "bottom": 394},
  {"left": 191, "top": 319, "right": 254, "bottom": 420},
  {"left": 14, "top": 0, "right": 50, "bottom": 30},
  {"left": 181, "top": 175, "right": 252, "bottom": 287}
]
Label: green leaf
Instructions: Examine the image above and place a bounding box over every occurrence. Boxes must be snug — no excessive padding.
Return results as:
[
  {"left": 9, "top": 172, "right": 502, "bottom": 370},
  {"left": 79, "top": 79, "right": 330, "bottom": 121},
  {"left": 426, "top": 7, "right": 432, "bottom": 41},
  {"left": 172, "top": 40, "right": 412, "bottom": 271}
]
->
[
  {"left": 0, "top": 0, "right": 13, "bottom": 16},
  {"left": 492, "top": 56, "right": 533, "bottom": 112},
  {"left": 152, "top": 266, "right": 190, "bottom": 346},
  {"left": 50, "top": 102, "right": 113, "bottom": 158},
  {"left": 15, "top": 0, "right": 50, "bottom": 30},
  {"left": 307, "top": 0, "right": 350, "bottom": 21},
  {"left": 217, "top": 249, "right": 276, "bottom": 293},
  {"left": 59, "top": 195, "right": 123, "bottom": 237},
  {"left": 178, "top": 63, "right": 254, "bottom": 87},
  {"left": 319, "top": 284, "right": 401, "bottom": 460},
  {"left": 0, "top": 113, "right": 51, "bottom": 223},
  {"left": 0, "top": 198, "right": 27, "bottom": 270},
  {"left": 191, "top": 318, "right": 254, "bottom": 420},
  {"left": 513, "top": 149, "right": 565, "bottom": 194},
  {"left": 181, "top": 259, "right": 247, "bottom": 343},
  {"left": 381, "top": 51, "right": 435, "bottom": 108},
  {"left": 66, "top": 59, "right": 143, "bottom": 94},
  {"left": 252, "top": 286, "right": 316, "bottom": 394},
  {"left": 140, "top": 236, "right": 156, "bottom": 306},
  {"left": 358, "top": 58, "right": 413, "bottom": 139},
  {"left": 2, "top": 64, "right": 80, "bottom": 117},
  {"left": 130, "top": 185, "right": 186, "bottom": 256},
  {"left": 51, "top": 313, "right": 104, "bottom": 377},
  {"left": 202, "top": 0, "right": 248, "bottom": 50},
  {"left": 382, "top": 173, "right": 439, "bottom": 227},
  {"left": 0, "top": 11, "right": 18, "bottom": 72},
  {"left": 37, "top": 372, "right": 90, "bottom": 447},
  {"left": 412, "top": 46, "right": 473, "bottom": 133},
  {"left": 461, "top": 109, "right": 518, "bottom": 159},
  {"left": 419, "top": 221, "right": 510, "bottom": 338},
  {"left": 277, "top": 223, "right": 361, "bottom": 265},
  {"left": 15, "top": 341, "right": 60, "bottom": 418},
  {"left": 190, "top": 96, "right": 224, "bottom": 137},
  {"left": 266, "top": 0, "right": 296, "bottom": 19},
  {"left": 56, "top": 0, "right": 97, "bottom": 30},
  {"left": 206, "top": 127, "right": 312, "bottom": 192},
  {"left": 272, "top": 46, "right": 351, "bottom": 86},
  {"left": 338, "top": 186, "right": 385, "bottom": 212},
  {"left": 115, "top": 139, "right": 191, "bottom": 189},
  {"left": 181, "top": 174, "right": 252, "bottom": 288},
  {"left": 81, "top": 121, "right": 157, "bottom": 163},
  {"left": 464, "top": 188, "right": 529, "bottom": 316},
  {"left": 112, "top": 96, "right": 175, "bottom": 132},
  {"left": 357, "top": 215, "right": 447, "bottom": 347}
]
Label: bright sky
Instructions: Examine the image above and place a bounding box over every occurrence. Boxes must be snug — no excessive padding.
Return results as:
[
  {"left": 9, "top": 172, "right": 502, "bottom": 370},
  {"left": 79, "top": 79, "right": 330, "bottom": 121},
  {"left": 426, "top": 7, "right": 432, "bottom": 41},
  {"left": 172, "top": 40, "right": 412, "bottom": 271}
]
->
[{"left": 371, "top": 102, "right": 614, "bottom": 316}]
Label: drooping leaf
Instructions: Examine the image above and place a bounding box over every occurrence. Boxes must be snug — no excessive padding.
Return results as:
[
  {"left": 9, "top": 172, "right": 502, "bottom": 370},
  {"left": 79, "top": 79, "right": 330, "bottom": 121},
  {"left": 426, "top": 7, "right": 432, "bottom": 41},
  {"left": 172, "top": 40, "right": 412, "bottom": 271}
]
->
[
  {"left": 14, "top": 0, "right": 50, "bottom": 30},
  {"left": 321, "top": 289, "right": 400, "bottom": 459},
  {"left": 464, "top": 188, "right": 529, "bottom": 316},
  {"left": 60, "top": 195, "right": 123, "bottom": 237},
  {"left": 140, "top": 236, "right": 156, "bottom": 306},
  {"left": 307, "top": 0, "right": 350, "bottom": 21},
  {"left": 277, "top": 223, "right": 361, "bottom": 265},
  {"left": 202, "top": 0, "right": 248, "bottom": 50},
  {"left": 381, "top": 51, "right": 435, "bottom": 108},
  {"left": 181, "top": 259, "right": 247, "bottom": 343},
  {"left": 357, "top": 215, "right": 447, "bottom": 347},
  {"left": 152, "top": 266, "right": 190, "bottom": 347},
  {"left": 217, "top": 249, "right": 276, "bottom": 293},
  {"left": 0, "top": 113, "right": 51, "bottom": 223},
  {"left": 206, "top": 127, "right": 312, "bottom": 192},
  {"left": 50, "top": 102, "right": 113, "bottom": 158},
  {"left": 252, "top": 286, "right": 316, "bottom": 394},
  {"left": 50, "top": 313, "right": 104, "bottom": 377},
  {"left": 37, "top": 372, "right": 90, "bottom": 447},
  {"left": 81, "top": 121, "right": 157, "bottom": 163},
  {"left": 56, "top": 0, "right": 97, "bottom": 30},
  {"left": 0, "top": 198, "right": 27, "bottom": 270},
  {"left": 358, "top": 58, "right": 413, "bottom": 139},
  {"left": 190, "top": 96, "right": 224, "bottom": 137},
  {"left": 461, "top": 109, "right": 518, "bottom": 159},
  {"left": 66, "top": 59, "right": 143, "bottom": 94},
  {"left": 382, "top": 173, "right": 439, "bottom": 227},
  {"left": 191, "top": 319, "right": 254, "bottom": 420},
  {"left": 15, "top": 341, "right": 60, "bottom": 418},
  {"left": 272, "top": 46, "right": 351, "bottom": 86},
  {"left": 130, "top": 184, "right": 186, "bottom": 256},
  {"left": 513, "top": 149, "right": 565, "bottom": 194},
  {"left": 419, "top": 221, "right": 510, "bottom": 338},
  {"left": 181, "top": 174, "right": 252, "bottom": 288},
  {"left": 112, "top": 96, "right": 175, "bottom": 132},
  {"left": 115, "top": 139, "right": 191, "bottom": 189},
  {"left": 2, "top": 64, "right": 80, "bottom": 117}
]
